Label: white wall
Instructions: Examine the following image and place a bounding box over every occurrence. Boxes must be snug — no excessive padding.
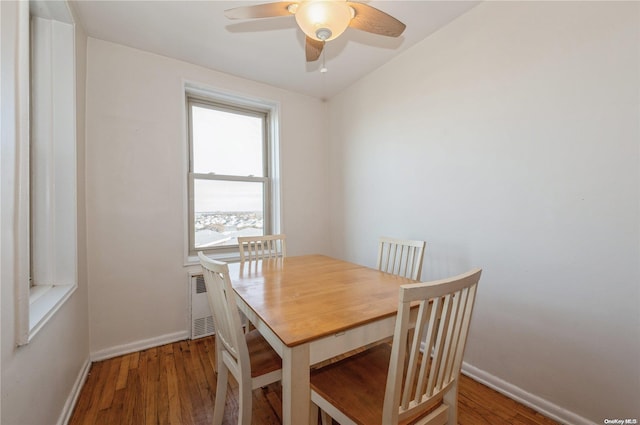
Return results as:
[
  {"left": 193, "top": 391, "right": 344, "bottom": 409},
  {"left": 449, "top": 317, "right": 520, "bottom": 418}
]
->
[
  {"left": 0, "top": 1, "right": 90, "bottom": 424},
  {"left": 85, "top": 39, "right": 331, "bottom": 356},
  {"left": 327, "top": 1, "right": 639, "bottom": 423}
]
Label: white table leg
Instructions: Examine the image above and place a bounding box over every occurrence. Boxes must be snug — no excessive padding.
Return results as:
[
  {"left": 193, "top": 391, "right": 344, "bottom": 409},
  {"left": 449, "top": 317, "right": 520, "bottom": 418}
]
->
[{"left": 282, "top": 343, "right": 311, "bottom": 425}]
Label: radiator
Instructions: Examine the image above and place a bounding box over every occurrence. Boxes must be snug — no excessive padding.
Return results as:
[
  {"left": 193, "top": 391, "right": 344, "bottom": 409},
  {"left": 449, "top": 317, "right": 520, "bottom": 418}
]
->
[{"left": 190, "top": 273, "right": 215, "bottom": 339}]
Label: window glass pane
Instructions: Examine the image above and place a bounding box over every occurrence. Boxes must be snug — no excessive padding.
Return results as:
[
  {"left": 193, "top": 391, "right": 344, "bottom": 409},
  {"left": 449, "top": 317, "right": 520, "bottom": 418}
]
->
[
  {"left": 193, "top": 179, "right": 264, "bottom": 248},
  {"left": 192, "top": 105, "right": 264, "bottom": 177}
]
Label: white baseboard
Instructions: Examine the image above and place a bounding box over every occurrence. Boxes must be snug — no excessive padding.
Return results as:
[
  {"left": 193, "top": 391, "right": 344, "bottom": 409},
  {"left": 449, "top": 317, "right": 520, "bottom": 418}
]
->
[
  {"left": 90, "top": 330, "right": 190, "bottom": 362},
  {"left": 461, "top": 362, "right": 596, "bottom": 425},
  {"left": 57, "top": 357, "right": 91, "bottom": 425}
]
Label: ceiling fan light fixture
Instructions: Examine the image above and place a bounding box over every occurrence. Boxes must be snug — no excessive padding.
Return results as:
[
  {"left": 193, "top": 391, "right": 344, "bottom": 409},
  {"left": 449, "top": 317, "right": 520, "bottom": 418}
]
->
[
  {"left": 295, "top": 0, "right": 353, "bottom": 42},
  {"left": 224, "top": 0, "right": 406, "bottom": 63}
]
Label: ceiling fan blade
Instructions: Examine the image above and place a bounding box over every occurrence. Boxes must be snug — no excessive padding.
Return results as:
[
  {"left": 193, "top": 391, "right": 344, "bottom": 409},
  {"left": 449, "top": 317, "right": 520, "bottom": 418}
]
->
[
  {"left": 306, "top": 37, "right": 324, "bottom": 62},
  {"left": 346, "top": 2, "right": 406, "bottom": 37},
  {"left": 224, "top": 2, "right": 296, "bottom": 20}
]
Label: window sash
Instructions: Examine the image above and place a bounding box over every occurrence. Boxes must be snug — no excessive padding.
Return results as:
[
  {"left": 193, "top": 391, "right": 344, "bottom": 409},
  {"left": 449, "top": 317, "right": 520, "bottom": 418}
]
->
[
  {"left": 187, "top": 98, "right": 269, "bottom": 177},
  {"left": 187, "top": 96, "right": 272, "bottom": 255}
]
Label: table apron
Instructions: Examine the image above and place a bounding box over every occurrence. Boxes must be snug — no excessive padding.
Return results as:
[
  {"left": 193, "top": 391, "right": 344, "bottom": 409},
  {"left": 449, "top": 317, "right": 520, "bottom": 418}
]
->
[
  {"left": 309, "top": 307, "right": 418, "bottom": 364},
  {"left": 235, "top": 296, "right": 286, "bottom": 356},
  {"left": 308, "top": 317, "right": 395, "bottom": 364},
  {"left": 236, "top": 294, "right": 418, "bottom": 364}
]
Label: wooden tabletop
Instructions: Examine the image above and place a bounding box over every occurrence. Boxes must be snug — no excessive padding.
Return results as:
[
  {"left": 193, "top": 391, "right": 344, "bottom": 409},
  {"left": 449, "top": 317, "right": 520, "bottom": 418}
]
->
[{"left": 227, "top": 254, "right": 416, "bottom": 347}]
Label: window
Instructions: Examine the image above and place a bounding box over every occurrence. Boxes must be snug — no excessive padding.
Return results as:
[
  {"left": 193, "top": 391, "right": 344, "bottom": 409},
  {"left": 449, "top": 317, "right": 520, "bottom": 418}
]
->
[
  {"left": 14, "top": 1, "right": 78, "bottom": 345},
  {"left": 186, "top": 89, "right": 280, "bottom": 259}
]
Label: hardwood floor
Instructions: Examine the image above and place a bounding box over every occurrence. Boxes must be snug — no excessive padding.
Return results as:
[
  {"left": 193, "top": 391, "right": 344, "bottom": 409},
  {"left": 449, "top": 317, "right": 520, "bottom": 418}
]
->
[{"left": 69, "top": 337, "right": 559, "bottom": 425}]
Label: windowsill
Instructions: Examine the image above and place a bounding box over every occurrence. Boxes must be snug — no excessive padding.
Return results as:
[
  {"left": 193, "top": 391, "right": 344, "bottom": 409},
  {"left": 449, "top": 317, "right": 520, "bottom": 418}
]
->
[
  {"left": 28, "top": 283, "right": 77, "bottom": 341},
  {"left": 185, "top": 252, "right": 241, "bottom": 267}
]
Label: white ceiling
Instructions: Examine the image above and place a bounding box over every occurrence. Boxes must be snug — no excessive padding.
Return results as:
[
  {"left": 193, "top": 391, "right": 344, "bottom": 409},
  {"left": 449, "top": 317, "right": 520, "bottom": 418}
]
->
[{"left": 71, "top": 1, "right": 480, "bottom": 99}]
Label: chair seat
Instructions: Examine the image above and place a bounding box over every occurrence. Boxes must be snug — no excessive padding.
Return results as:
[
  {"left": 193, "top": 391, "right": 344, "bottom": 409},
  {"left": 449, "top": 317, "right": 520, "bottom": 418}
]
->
[
  {"left": 246, "top": 329, "right": 282, "bottom": 378},
  {"left": 311, "top": 344, "right": 390, "bottom": 424},
  {"left": 311, "top": 344, "right": 443, "bottom": 425}
]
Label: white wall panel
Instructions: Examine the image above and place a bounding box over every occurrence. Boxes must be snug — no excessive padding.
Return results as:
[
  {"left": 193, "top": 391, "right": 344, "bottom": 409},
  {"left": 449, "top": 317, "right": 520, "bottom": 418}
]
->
[
  {"left": 1, "top": 1, "right": 90, "bottom": 423},
  {"left": 327, "top": 2, "right": 639, "bottom": 422}
]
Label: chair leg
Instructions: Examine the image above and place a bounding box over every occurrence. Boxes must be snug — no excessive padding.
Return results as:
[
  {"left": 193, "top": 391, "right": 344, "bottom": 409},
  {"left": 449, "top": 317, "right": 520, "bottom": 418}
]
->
[
  {"left": 240, "top": 311, "right": 251, "bottom": 333},
  {"left": 320, "top": 410, "right": 333, "bottom": 425},
  {"left": 310, "top": 402, "right": 319, "bottom": 425},
  {"left": 238, "top": 376, "right": 253, "bottom": 425},
  {"left": 213, "top": 366, "right": 228, "bottom": 425},
  {"left": 443, "top": 380, "right": 458, "bottom": 424}
]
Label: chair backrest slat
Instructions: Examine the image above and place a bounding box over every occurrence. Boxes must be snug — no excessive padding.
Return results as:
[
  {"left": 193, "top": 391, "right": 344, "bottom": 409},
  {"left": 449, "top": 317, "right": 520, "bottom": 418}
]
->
[
  {"left": 238, "top": 234, "right": 287, "bottom": 261},
  {"left": 377, "top": 236, "right": 426, "bottom": 280}
]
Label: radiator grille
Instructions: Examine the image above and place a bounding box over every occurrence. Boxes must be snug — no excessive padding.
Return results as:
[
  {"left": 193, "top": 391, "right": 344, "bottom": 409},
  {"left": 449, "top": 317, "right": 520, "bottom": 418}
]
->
[
  {"left": 191, "top": 273, "right": 214, "bottom": 339},
  {"left": 193, "top": 316, "right": 215, "bottom": 338},
  {"left": 196, "top": 275, "right": 206, "bottom": 293}
]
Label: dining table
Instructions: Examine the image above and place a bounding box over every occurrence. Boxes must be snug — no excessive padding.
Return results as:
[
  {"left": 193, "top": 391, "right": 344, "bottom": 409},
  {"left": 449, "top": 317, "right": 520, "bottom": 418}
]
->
[{"left": 227, "top": 254, "right": 418, "bottom": 425}]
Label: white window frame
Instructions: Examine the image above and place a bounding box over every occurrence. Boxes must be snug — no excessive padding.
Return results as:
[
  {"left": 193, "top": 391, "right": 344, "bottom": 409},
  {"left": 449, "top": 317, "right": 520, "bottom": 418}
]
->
[
  {"left": 15, "top": 1, "right": 78, "bottom": 345},
  {"left": 184, "top": 84, "right": 281, "bottom": 264}
]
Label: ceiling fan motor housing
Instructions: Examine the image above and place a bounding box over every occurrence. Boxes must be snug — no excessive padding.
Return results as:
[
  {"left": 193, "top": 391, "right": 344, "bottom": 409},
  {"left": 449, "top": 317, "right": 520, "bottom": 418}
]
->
[{"left": 295, "top": 0, "right": 353, "bottom": 41}]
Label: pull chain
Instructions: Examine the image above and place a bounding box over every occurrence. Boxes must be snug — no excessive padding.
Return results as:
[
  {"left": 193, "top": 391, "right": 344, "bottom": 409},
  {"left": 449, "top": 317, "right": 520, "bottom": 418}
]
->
[{"left": 320, "top": 48, "right": 328, "bottom": 73}]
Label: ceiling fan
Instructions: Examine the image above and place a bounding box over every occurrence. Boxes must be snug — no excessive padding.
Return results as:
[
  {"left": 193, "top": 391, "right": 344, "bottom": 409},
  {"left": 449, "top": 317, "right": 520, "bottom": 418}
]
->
[{"left": 224, "top": 0, "right": 406, "bottom": 62}]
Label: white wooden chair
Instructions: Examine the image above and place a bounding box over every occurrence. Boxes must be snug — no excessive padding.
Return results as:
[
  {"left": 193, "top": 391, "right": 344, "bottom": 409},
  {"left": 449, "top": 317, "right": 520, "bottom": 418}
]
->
[
  {"left": 237, "top": 234, "right": 287, "bottom": 262},
  {"left": 198, "top": 252, "right": 282, "bottom": 425},
  {"left": 310, "top": 268, "right": 482, "bottom": 425},
  {"left": 377, "top": 236, "right": 426, "bottom": 280}
]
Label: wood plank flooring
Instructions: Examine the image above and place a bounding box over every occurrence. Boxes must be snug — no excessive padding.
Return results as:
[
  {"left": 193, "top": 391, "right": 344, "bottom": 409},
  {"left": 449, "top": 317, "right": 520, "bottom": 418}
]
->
[{"left": 69, "top": 337, "right": 559, "bottom": 425}]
